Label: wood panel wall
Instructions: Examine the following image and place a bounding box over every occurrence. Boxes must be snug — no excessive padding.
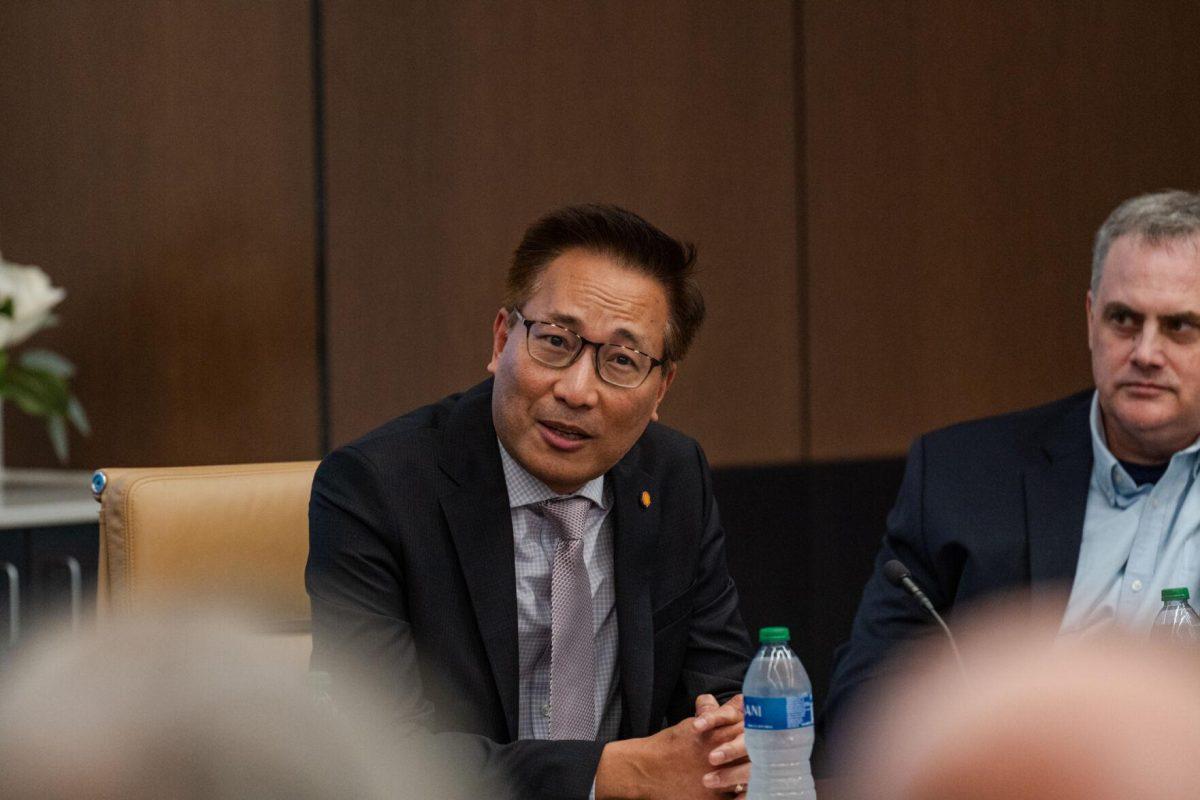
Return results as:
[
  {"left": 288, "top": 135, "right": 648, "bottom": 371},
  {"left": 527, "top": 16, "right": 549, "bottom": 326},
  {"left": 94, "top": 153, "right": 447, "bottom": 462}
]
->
[
  {"left": 321, "top": 0, "right": 803, "bottom": 465},
  {"left": 803, "top": 0, "right": 1200, "bottom": 460},
  {"left": 0, "top": 1, "right": 318, "bottom": 468},
  {"left": 3, "top": 2, "right": 1199, "bottom": 469}
]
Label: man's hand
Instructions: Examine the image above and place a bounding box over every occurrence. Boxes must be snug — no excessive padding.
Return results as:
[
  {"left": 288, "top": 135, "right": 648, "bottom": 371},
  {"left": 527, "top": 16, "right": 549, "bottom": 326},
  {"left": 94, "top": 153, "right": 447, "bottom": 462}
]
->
[
  {"left": 594, "top": 702, "right": 747, "bottom": 800},
  {"left": 693, "top": 694, "right": 749, "bottom": 798}
]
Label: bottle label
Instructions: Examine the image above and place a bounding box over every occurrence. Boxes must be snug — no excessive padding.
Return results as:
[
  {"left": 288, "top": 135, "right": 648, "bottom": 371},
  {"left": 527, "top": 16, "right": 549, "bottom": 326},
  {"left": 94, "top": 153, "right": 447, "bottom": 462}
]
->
[{"left": 743, "top": 694, "right": 813, "bottom": 730}]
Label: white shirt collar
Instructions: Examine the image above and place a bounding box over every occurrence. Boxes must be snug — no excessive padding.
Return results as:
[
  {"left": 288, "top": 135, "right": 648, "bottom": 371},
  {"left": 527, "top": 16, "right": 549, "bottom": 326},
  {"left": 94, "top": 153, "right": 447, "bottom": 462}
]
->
[{"left": 497, "top": 439, "right": 608, "bottom": 511}]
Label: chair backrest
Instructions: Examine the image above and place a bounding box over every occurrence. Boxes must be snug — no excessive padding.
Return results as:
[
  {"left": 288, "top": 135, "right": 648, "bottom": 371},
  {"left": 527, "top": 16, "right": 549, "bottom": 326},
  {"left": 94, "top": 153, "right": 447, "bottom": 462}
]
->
[{"left": 92, "top": 462, "right": 319, "bottom": 633}]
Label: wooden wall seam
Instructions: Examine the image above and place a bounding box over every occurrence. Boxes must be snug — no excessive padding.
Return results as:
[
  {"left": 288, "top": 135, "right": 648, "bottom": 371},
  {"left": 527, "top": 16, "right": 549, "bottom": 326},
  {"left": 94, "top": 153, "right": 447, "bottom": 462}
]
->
[
  {"left": 794, "top": 0, "right": 812, "bottom": 463},
  {"left": 310, "top": 0, "right": 331, "bottom": 457}
]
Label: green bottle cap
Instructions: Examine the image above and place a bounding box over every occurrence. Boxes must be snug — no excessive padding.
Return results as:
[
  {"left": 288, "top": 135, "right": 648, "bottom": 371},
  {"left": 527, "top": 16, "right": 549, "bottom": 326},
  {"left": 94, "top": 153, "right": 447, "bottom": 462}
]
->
[
  {"left": 1162, "top": 587, "right": 1190, "bottom": 602},
  {"left": 759, "top": 626, "right": 790, "bottom": 643}
]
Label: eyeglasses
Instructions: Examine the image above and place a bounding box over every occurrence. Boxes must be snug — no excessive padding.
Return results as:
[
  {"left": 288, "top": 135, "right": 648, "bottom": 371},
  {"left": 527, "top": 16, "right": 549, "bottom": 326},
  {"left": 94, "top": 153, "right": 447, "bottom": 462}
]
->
[{"left": 512, "top": 308, "right": 666, "bottom": 388}]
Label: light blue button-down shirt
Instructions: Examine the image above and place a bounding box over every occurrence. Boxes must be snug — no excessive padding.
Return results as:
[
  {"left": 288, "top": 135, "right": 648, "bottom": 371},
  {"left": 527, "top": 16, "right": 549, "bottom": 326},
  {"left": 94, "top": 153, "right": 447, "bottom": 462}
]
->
[{"left": 1059, "top": 392, "right": 1200, "bottom": 637}]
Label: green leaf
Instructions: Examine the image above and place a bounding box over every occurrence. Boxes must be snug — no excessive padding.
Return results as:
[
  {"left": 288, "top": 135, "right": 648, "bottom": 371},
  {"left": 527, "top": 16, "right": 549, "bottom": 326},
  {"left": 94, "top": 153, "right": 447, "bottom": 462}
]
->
[
  {"left": 0, "top": 354, "right": 85, "bottom": 459},
  {"left": 19, "top": 349, "right": 75, "bottom": 378},
  {"left": 66, "top": 395, "right": 90, "bottom": 436},
  {"left": 0, "top": 298, "right": 12, "bottom": 318},
  {"left": 5, "top": 384, "right": 53, "bottom": 416},
  {"left": 2, "top": 364, "right": 70, "bottom": 416},
  {"left": 46, "top": 414, "right": 69, "bottom": 463}
]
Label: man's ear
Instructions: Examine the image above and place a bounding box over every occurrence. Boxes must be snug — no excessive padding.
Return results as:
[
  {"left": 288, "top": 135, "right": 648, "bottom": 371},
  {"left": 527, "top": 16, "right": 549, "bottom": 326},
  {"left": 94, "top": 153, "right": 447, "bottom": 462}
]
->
[
  {"left": 649, "top": 363, "right": 678, "bottom": 422},
  {"left": 487, "top": 308, "right": 511, "bottom": 374}
]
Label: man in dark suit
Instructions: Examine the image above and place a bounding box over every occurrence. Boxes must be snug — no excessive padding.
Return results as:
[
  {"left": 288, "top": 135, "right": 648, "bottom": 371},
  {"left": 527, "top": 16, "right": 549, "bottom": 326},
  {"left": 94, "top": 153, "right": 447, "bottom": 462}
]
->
[
  {"left": 307, "top": 205, "right": 754, "bottom": 799},
  {"left": 824, "top": 189, "right": 1200, "bottom": 750}
]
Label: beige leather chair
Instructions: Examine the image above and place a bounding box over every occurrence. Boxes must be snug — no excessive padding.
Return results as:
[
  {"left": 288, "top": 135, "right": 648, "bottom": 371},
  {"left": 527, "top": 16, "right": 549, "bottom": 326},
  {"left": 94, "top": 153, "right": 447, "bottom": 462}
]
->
[{"left": 91, "top": 462, "right": 319, "bottom": 663}]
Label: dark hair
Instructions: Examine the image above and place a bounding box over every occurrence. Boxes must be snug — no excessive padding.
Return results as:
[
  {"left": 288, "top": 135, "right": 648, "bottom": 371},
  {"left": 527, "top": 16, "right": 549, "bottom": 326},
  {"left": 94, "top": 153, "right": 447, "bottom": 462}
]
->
[{"left": 504, "top": 204, "right": 705, "bottom": 362}]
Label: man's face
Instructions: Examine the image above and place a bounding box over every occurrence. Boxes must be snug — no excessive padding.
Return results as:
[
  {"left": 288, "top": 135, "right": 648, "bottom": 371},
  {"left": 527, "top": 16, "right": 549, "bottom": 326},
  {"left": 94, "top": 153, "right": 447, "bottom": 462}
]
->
[
  {"left": 1087, "top": 233, "right": 1200, "bottom": 463},
  {"left": 488, "top": 248, "right": 676, "bottom": 494}
]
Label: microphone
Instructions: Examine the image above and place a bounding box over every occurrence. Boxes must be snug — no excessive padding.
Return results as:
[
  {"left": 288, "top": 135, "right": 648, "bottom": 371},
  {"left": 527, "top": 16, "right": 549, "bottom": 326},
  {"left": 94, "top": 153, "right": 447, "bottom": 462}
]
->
[
  {"left": 883, "top": 559, "right": 966, "bottom": 678},
  {"left": 883, "top": 559, "right": 936, "bottom": 613}
]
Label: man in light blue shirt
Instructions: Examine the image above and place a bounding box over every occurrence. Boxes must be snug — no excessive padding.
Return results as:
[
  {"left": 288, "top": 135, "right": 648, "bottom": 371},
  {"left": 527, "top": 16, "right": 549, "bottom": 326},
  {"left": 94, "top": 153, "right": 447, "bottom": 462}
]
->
[
  {"left": 1061, "top": 189, "right": 1200, "bottom": 635},
  {"left": 1059, "top": 393, "right": 1200, "bottom": 635},
  {"left": 828, "top": 189, "right": 1200, "bottom": 740}
]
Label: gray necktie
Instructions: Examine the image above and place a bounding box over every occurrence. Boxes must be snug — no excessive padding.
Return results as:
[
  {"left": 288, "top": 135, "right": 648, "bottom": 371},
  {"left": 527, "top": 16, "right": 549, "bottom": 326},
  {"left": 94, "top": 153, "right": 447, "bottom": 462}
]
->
[{"left": 542, "top": 496, "right": 596, "bottom": 740}]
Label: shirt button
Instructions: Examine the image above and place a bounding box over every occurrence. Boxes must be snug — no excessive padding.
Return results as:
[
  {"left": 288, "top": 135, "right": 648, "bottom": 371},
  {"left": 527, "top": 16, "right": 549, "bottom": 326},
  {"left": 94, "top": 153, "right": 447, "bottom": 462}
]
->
[
  {"left": 541, "top": 703, "right": 551, "bottom": 719},
  {"left": 1131, "top": 579, "right": 1143, "bottom": 592}
]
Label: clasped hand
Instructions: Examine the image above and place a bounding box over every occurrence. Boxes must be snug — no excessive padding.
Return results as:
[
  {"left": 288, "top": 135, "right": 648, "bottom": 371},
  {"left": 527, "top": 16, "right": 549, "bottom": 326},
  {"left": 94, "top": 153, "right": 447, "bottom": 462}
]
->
[
  {"left": 692, "top": 693, "right": 749, "bottom": 798},
  {"left": 595, "top": 693, "right": 749, "bottom": 799}
]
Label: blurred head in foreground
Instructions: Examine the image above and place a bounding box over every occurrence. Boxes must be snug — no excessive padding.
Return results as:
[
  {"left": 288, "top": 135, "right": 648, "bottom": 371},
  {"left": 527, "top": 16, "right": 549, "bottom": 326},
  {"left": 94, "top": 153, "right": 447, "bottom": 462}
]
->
[
  {"left": 0, "top": 614, "right": 443, "bottom": 800},
  {"left": 839, "top": 607, "right": 1200, "bottom": 800}
]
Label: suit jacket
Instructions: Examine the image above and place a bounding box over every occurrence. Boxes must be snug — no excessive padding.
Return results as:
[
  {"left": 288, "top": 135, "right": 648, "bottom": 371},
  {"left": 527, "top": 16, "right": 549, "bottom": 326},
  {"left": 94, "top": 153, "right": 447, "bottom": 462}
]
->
[
  {"left": 822, "top": 390, "right": 1094, "bottom": 749},
  {"left": 306, "top": 379, "right": 752, "bottom": 799}
]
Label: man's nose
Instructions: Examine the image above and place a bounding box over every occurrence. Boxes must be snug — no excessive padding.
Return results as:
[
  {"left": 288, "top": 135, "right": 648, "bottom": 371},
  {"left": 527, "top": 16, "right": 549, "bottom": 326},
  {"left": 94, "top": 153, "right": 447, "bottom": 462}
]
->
[
  {"left": 1131, "top": 326, "right": 1167, "bottom": 369},
  {"left": 553, "top": 346, "right": 601, "bottom": 407}
]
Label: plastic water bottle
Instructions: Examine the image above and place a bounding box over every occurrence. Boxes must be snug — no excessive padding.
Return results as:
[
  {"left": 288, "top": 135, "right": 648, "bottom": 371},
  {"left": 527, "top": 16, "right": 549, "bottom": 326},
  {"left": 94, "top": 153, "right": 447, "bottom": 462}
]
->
[
  {"left": 743, "top": 626, "right": 815, "bottom": 799},
  {"left": 1151, "top": 587, "right": 1200, "bottom": 648}
]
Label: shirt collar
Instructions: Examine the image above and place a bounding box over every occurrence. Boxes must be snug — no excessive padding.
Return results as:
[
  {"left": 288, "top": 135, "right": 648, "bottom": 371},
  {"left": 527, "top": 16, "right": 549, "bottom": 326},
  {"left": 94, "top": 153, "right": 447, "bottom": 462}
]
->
[
  {"left": 1088, "top": 391, "right": 1200, "bottom": 508},
  {"left": 497, "top": 439, "right": 609, "bottom": 511}
]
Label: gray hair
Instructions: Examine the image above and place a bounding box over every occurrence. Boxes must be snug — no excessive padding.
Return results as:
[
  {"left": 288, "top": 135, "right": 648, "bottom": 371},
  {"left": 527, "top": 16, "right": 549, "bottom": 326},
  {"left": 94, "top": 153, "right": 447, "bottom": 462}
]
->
[
  {"left": 1091, "top": 190, "right": 1200, "bottom": 292},
  {"left": 0, "top": 614, "right": 463, "bottom": 800}
]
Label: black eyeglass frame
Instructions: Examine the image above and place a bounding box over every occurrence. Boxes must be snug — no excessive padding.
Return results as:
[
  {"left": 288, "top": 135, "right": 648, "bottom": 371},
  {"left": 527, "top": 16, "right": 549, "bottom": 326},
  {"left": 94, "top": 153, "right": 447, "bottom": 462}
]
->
[{"left": 511, "top": 308, "right": 667, "bottom": 388}]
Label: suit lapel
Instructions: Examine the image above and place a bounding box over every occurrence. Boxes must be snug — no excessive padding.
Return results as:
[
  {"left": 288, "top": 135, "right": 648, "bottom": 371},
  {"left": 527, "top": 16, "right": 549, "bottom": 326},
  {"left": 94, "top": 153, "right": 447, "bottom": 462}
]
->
[
  {"left": 1024, "top": 394, "right": 1093, "bottom": 623},
  {"left": 610, "top": 448, "right": 659, "bottom": 738},
  {"left": 438, "top": 380, "right": 521, "bottom": 740}
]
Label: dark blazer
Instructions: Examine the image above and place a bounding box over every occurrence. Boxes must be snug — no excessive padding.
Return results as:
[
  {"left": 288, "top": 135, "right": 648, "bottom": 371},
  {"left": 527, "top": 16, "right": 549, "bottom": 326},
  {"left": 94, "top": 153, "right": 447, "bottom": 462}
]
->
[
  {"left": 822, "top": 390, "right": 1094, "bottom": 748},
  {"left": 306, "top": 379, "right": 753, "bottom": 799}
]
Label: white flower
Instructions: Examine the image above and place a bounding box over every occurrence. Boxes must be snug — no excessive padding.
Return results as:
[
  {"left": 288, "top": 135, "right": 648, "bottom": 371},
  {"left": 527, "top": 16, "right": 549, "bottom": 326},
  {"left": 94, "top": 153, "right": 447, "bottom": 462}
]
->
[{"left": 0, "top": 251, "right": 66, "bottom": 350}]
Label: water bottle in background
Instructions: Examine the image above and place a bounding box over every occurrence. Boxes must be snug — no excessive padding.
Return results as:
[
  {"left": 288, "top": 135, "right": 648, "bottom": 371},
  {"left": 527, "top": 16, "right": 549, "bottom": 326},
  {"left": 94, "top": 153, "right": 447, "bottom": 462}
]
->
[
  {"left": 1151, "top": 587, "right": 1200, "bottom": 648},
  {"left": 743, "top": 626, "right": 816, "bottom": 799}
]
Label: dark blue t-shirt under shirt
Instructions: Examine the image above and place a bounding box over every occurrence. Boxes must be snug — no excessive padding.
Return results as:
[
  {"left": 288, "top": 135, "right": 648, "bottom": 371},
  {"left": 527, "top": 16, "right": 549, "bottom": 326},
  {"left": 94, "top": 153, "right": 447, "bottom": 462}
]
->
[{"left": 1119, "top": 459, "right": 1169, "bottom": 487}]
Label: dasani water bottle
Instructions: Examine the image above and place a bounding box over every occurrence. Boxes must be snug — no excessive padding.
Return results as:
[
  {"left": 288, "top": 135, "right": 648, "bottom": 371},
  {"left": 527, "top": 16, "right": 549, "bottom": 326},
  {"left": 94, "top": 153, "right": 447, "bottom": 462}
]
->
[
  {"left": 743, "top": 626, "right": 815, "bottom": 799},
  {"left": 1151, "top": 587, "right": 1200, "bottom": 648}
]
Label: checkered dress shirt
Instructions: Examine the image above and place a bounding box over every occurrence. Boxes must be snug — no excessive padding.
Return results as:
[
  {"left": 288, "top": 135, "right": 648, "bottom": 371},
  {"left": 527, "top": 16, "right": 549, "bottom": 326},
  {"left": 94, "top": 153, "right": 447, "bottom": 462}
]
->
[{"left": 499, "top": 442, "right": 622, "bottom": 742}]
